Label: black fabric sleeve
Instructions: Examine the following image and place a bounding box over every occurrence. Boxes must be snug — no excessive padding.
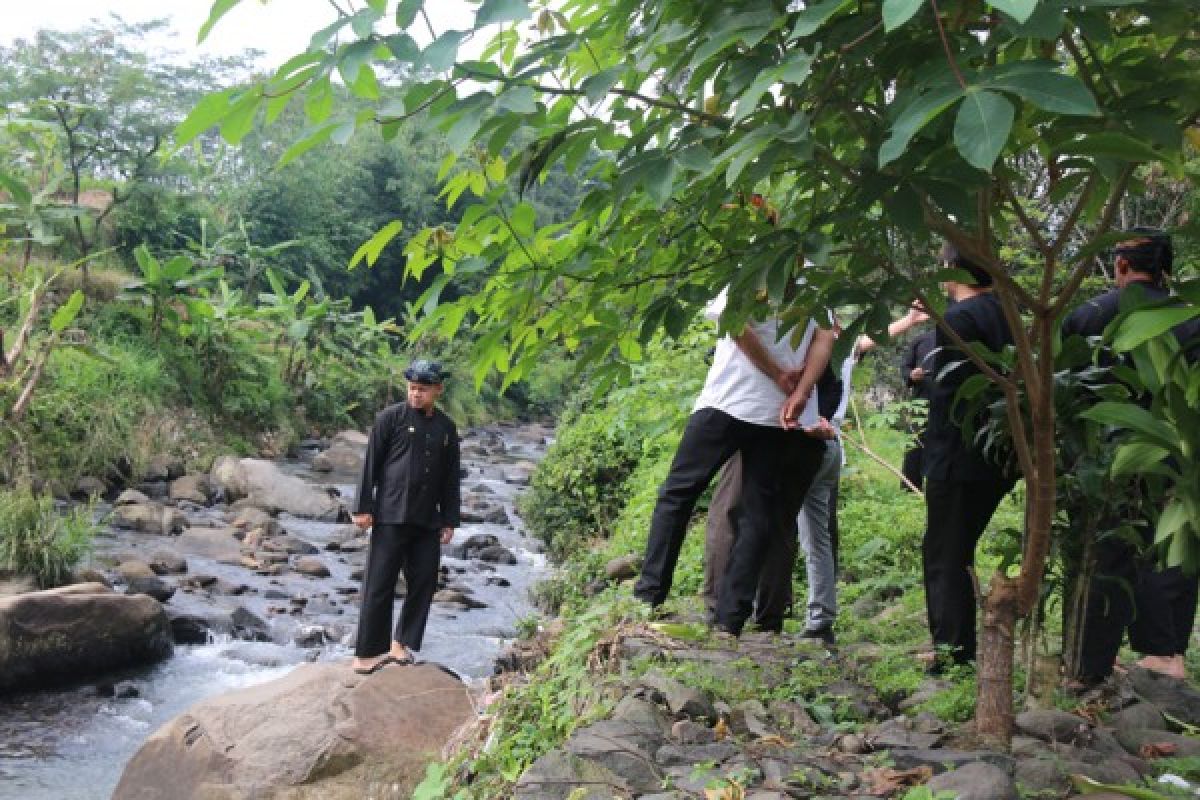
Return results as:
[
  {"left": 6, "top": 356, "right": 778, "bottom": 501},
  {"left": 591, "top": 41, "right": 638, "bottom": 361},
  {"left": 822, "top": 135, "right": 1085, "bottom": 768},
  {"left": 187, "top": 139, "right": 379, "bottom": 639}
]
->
[
  {"left": 439, "top": 424, "right": 461, "bottom": 528},
  {"left": 354, "top": 413, "right": 388, "bottom": 515},
  {"left": 902, "top": 338, "right": 919, "bottom": 385}
]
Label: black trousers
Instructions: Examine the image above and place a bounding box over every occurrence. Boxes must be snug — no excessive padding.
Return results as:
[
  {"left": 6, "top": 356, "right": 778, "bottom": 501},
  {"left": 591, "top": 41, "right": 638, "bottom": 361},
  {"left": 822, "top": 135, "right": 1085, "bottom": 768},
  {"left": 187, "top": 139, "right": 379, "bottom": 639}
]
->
[
  {"left": 634, "top": 408, "right": 780, "bottom": 607},
  {"left": 354, "top": 523, "right": 440, "bottom": 657},
  {"left": 1131, "top": 566, "right": 1199, "bottom": 657},
  {"left": 1077, "top": 530, "right": 1138, "bottom": 679},
  {"left": 901, "top": 443, "right": 925, "bottom": 491},
  {"left": 715, "top": 430, "right": 825, "bottom": 634},
  {"left": 922, "top": 476, "right": 1013, "bottom": 663}
]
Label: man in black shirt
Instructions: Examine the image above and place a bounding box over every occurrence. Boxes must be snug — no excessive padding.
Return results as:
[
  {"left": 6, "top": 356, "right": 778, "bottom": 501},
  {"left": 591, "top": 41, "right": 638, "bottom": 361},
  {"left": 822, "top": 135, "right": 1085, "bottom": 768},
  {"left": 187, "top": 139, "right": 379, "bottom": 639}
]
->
[
  {"left": 351, "top": 359, "right": 461, "bottom": 674},
  {"left": 1064, "top": 229, "right": 1200, "bottom": 683},
  {"left": 900, "top": 329, "right": 936, "bottom": 490},
  {"left": 922, "top": 243, "right": 1016, "bottom": 669}
]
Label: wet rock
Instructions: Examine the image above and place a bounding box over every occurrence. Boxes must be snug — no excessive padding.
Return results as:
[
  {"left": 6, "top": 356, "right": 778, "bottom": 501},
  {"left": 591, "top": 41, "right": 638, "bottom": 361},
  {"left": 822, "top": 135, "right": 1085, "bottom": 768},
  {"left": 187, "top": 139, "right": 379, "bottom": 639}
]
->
[
  {"left": 927, "top": 762, "right": 1017, "bottom": 800},
  {"left": 264, "top": 535, "right": 319, "bottom": 556},
  {"left": 231, "top": 606, "right": 271, "bottom": 642},
  {"left": 179, "top": 574, "right": 217, "bottom": 590},
  {"left": 117, "top": 560, "right": 157, "bottom": 581},
  {"left": 114, "top": 663, "right": 472, "bottom": 800},
  {"left": 112, "top": 503, "right": 189, "bottom": 536},
  {"left": 115, "top": 489, "right": 150, "bottom": 506},
  {"left": 485, "top": 575, "right": 511, "bottom": 587},
  {"left": 169, "top": 474, "right": 212, "bottom": 505},
  {"left": 0, "top": 584, "right": 172, "bottom": 691},
  {"left": 210, "top": 456, "right": 345, "bottom": 521},
  {"left": 97, "top": 681, "right": 141, "bottom": 699},
  {"left": 477, "top": 544, "right": 518, "bottom": 565},
  {"left": 293, "top": 625, "right": 330, "bottom": 648},
  {"left": 148, "top": 551, "right": 188, "bottom": 575},
  {"left": 167, "top": 608, "right": 232, "bottom": 644},
  {"left": 454, "top": 533, "right": 498, "bottom": 559},
  {"left": 229, "top": 507, "right": 282, "bottom": 536},
  {"left": 73, "top": 475, "right": 108, "bottom": 499},
  {"left": 604, "top": 554, "right": 640, "bottom": 582},
  {"left": 125, "top": 576, "right": 175, "bottom": 603}
]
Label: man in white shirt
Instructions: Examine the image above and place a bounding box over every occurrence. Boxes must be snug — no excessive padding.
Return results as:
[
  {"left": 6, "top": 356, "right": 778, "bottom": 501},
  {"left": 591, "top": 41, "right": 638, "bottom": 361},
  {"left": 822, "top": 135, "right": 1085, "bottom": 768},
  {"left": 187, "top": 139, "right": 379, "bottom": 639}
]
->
[{"left": 633, "top": 287, "right": 833, "bottom": 636}]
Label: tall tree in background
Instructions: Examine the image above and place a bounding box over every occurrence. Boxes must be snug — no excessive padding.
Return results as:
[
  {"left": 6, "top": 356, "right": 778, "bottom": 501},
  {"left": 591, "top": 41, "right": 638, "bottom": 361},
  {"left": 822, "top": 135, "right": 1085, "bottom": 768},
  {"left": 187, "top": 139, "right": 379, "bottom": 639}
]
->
[
  {"left": 0, "top": 17, "right": 252, "bottom": 267},
  {"left": 184, "top": 0, "right": 1200, "bottom": 742}
]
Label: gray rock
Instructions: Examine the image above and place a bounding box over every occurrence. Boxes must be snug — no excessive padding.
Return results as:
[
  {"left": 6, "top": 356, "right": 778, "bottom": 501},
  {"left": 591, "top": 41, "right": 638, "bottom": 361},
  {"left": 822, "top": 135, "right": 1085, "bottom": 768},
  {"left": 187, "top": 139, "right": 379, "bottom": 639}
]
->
[
  {"left": 167, "top": 608, "right": 232, "bottom": 645},
  {"left": 169, "top": 474, "right": 212, "bottom": 505},
  {"left": 1107, "top": 702, "right": 1167, "bottom": 731},
  {"left": 604, "top": 554, "right": 640, "bottom": 581},
  {"left": 927, "top": 762, "right": 1017, "bottom": 800},
  {"left": 889, "top": 749, "right": 1014, "bottom": 775},
  {"left": 125, "top": 576, "right": 175, "bottom": 603},
  {"left": 311, "top": 441, "right": 365, "bottom": 473},
  {"left": 292, "top": 556, "right": 330, "bottom": 578},
  {"left": 264, "top": 535, "right": 319, "bottom": 556},
  {"left": 1130, "top": 668, "right": 1200, "bottom": 727},
  {"left": 611, "top": 695, "right": 672, "bottom": 736},
  {"left": 148, "top": 551, "right": 187, "bottom": 575},
  {"left": 111, "top": 503, "right": 189, "bottom": 536},
  {"left": 1015, "top": 755, "right": 1140, "bottom": 793},
  {"left": 210, "top": 457, "right": 345, "bottom": 521},
  {"left": 562, "top": 719, "right": 664, "bottom": 793},
  {"left": 655, "top": 741, "right": 738, "bottom": 767},
  {"left": 117, "top": 560, "right": 157, "bottom": 581},
  {"left": 1115, "top": 727, "right": 1200, "bottom": 758},
  {"left": 74, "top": 476, "right": 107, "bottom": 498},
  {"left": 114, "top": 663, "right": 472, "bottom": 800},
  {"left": 671, "top": 718, "right": 716, "bottom": 744},
  {"left": 514, "top": 749, "right": 626, "bottom": 799},
  {"left": 477, "top": 544, "right": 518, "bottom": 565},
  {"left": 640, "top": 670, "right": 717, "bottom": 722},
  {"left": 231, "top": 606, "right": 271, "bottom": 642},
  {"left": 0, "top": 584, "right": 172, "bottom": 691},
  {"left": 1016, "top": 709, "right": 1091, "bottom": 743},
  {"left": 115, "top": 489, "right": 150, "bottom": 506},
  {"left": 870, "top": 716, "right": 944, "bottom": 749}
]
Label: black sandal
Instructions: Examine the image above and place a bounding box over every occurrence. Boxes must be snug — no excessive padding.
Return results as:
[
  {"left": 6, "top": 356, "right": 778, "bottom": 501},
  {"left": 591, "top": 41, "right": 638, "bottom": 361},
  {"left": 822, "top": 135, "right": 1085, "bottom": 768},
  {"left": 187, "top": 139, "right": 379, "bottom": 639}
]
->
[{"left": 352, "top": 658, "right": 391, "bottom": 675}]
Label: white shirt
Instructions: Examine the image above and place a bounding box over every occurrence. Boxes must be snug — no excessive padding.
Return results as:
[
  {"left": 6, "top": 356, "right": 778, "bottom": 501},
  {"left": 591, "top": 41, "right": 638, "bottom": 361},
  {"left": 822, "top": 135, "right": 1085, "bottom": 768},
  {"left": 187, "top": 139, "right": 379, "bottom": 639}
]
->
[{"left": 692, "top": 290, "right": 820, "bottom": 428}]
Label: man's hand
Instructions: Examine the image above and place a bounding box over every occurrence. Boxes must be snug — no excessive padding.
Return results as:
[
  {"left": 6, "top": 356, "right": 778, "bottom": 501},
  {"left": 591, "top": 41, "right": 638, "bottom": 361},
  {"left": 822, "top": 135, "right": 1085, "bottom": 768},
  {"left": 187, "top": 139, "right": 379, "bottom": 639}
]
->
[
  {"left": 352, "top": 513, "right": 373, "bottom": 531},
  {"left": 440, "top": 527, "right": 454, "bottom": 545},
  {"left": 802, "top": 417, "right": 837, "bottom": 440},
  {"left": 910, "top": 367, "right": 926, "bottom": 382},
  {"left": 779, "top": 385, "right": 812, "bottom": 429}
]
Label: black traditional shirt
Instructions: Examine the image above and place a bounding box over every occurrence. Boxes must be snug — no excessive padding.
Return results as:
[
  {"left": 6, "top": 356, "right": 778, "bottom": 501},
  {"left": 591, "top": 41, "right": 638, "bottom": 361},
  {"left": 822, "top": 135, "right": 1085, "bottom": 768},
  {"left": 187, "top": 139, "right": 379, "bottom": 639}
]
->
[
  {"left": 1064, "top": 283, "right": 1200, "bottom": 357},
  {"left": 354, "top": 402, "right": 461, "bottom": 529},
  {"left": 924, "top": 293, "right": 1014, "bottom": 482},
  {"left": 902, "top": 330, "right": 937, "bottom": 402}
]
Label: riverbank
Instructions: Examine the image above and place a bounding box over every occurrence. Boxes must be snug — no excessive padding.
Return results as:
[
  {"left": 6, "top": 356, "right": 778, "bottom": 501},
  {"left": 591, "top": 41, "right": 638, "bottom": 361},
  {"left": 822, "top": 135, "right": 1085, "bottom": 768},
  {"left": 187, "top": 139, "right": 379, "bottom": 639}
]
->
[{"left": 0, "top": 422, "right": 552, "bottom": 799}]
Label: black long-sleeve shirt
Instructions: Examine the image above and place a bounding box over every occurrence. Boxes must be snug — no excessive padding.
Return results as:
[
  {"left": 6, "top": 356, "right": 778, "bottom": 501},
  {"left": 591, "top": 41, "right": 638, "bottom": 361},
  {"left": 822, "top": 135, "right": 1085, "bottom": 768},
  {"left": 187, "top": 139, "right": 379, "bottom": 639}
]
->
[
  {"left": 354, "top": 402, "right": 461, "bottom": 529},
  {"left": 1063, "top": 282, "right": 1200, "bottom": 359},
  {"left": 902, "top": 330, "right": 937, "bottom": 402},
  {"left": 925, "top": 293, "right": 1014, "bottom": 482}
]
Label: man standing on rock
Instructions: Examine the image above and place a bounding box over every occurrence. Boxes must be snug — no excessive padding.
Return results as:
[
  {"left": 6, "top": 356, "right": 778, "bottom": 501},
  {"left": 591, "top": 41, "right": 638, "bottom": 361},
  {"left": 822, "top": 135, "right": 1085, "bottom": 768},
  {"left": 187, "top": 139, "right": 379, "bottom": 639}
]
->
[{"left": 351, "top": 359, "right": 460, "bottom": 675}]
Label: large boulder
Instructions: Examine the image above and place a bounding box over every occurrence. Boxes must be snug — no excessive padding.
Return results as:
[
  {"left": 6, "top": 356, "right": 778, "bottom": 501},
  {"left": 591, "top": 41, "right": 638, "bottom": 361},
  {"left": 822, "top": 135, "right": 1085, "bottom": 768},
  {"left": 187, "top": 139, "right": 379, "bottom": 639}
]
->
[
  {"left": 0, "top": 583, "right": 172, "bottom": 692},
  {"left": 311, "top": 437, "right": 366, "bottom": 474},
  {"left": 210, "top": 457, "right": 345, "bottom": 521},
  {"left": 113, "top": 662, "right": 474, "bottom": 800},
  {"left": 112, "top": 503, "right": 189, "bottom": 536}
]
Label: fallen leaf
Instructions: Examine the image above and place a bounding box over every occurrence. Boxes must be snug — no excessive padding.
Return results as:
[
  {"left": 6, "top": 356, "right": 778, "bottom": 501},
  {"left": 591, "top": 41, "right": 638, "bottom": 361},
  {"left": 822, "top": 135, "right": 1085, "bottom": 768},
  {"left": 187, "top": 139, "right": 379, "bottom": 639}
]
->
[
  {"left": 756, "top": 734, "right": 790, "bottom": 747},
  {"left": 713, "top": 717, "right": 730, "bottom": 741},
  {"left": 1138, "top": 742, "right": 1178, "bottom": 759},
  {"left": 704, "top": 784, "right": 745, "bottom": 800}
]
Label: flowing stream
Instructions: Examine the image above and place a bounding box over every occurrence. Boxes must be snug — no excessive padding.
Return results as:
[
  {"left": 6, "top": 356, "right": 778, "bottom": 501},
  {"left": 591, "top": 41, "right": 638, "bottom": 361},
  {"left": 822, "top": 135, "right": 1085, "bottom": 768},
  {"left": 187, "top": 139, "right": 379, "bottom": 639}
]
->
[{"left": 0, "top": 422, "right": 551, "bottom": 800}]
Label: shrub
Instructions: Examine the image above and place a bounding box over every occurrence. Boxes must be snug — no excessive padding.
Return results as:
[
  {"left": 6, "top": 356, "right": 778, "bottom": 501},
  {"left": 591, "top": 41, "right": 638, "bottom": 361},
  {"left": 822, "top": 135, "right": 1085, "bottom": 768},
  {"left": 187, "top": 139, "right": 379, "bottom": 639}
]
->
[{"left": 0, "top": 487, "right": 95, "bottom": 588}]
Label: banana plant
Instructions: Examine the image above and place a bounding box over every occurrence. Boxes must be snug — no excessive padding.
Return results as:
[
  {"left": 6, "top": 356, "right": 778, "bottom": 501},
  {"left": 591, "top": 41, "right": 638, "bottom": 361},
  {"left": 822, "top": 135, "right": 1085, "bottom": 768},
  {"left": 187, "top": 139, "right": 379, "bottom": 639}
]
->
[
  {"left": 120, "top": 244, "right": 222, "bottom": 341},
  {"left": 257, "top": 268, "right": 333, "bottom": 387}
]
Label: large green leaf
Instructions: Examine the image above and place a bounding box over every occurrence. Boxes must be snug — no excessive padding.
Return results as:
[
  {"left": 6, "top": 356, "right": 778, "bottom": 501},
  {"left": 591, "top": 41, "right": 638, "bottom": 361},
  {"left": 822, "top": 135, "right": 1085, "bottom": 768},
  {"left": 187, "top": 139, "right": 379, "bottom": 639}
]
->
[
  {"left": 1081, "top": 401, "right": 1178, "bottom": 451},
  {"left": 49, "top": 290, "right": 85, "bottom": 333},
  {"left": 987, "top": 71, "right": 1098, "bottom": 116},
  {"left": 879, "top": 83, "right": 963, "bottom": 167},
  {"left": 1055, "top": 132, "right": 1163, "bottom": 162},
  {"left": 953, "top": 89, "right": 1014, "bottom": 171},
  {"left": 1113, "top": 306, "right": 1200, "bottom": 352},
  {"left": 173, "top": 88, "right": 235, "bottom": 149},
  {"left": 882, "top": 0, "right": 925, "bottom": 31},
  {"left": 791, "top": 0, "right": 853, "bottom": 38},
  {"left": 987, "top": 0, "right": 1037, "bottom": 23},
  {"left": 1110, "top": 442, "right": 1169, "bottom": 477},
  {"left": 350, "top": 219, "right": 404, "bottom": 268},
  {"left": 198, "top": 0, "right": 243, "bottom": 43},
  {"left": 421, "top": 31, "right": 467, "bottom": 72},
  {"left": 475, "top": 0, "right": 533, "bottom": 28}
]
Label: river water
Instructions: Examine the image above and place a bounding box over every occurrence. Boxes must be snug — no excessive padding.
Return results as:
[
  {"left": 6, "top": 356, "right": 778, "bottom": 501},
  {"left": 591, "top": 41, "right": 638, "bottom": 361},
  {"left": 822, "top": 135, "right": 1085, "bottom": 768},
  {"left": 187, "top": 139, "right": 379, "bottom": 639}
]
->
[{"left": 0, "top": 423, "right": 551, "bottom": 800}]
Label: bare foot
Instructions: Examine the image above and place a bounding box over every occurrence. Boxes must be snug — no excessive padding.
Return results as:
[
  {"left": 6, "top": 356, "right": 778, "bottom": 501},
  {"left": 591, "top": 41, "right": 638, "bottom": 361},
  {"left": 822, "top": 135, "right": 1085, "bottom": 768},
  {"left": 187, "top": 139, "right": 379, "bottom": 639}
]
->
[
  {"left": 388, "top": 644, "right": 414, "bottom": 664},
  {"left": 1136, "top": 655, "right": 1186, "bottom": 679},
  {"left": 351, "top": 655, "right": 390, "bottom": 675}
]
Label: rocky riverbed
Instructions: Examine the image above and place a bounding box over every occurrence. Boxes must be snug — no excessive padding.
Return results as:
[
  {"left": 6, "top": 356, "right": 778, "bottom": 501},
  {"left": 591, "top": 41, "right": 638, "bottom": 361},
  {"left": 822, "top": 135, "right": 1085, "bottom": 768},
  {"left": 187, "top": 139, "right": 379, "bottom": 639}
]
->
[{"left": 0, "top": 421, "right": 552, "bottom": 800}]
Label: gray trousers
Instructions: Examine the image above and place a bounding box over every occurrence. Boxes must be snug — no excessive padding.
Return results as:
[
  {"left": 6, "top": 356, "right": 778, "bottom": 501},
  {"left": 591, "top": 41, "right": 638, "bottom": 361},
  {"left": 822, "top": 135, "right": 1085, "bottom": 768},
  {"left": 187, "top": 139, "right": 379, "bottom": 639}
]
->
[
  {"left": 798, "top": 438, "right": 842, "bottom": 629},
  {"left": 703, "top": 439, "right": 842, "bottom": 630}
]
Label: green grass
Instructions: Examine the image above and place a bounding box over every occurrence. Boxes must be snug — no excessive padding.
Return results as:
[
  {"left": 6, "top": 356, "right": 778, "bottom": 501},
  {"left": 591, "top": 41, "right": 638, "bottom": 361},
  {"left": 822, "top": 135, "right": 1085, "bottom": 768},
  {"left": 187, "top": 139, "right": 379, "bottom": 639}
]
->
[{"left": 0, "top": 486, "right": 96, "bottom": 587}]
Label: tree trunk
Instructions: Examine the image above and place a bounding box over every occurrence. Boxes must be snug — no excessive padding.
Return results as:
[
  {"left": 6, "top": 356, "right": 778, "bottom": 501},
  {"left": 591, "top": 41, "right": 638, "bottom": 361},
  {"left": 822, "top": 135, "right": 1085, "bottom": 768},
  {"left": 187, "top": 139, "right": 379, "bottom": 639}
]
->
[{"left": 976, "top": 572, "right": 1018, "bottom": 748}]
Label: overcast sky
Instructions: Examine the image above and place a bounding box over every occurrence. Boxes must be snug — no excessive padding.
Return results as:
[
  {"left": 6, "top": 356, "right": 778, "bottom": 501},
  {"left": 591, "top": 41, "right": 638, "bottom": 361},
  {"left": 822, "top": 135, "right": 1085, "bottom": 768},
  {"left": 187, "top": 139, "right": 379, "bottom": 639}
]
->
[{"left": 1, "top": 0, "right": 474, "bottom": 70}]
